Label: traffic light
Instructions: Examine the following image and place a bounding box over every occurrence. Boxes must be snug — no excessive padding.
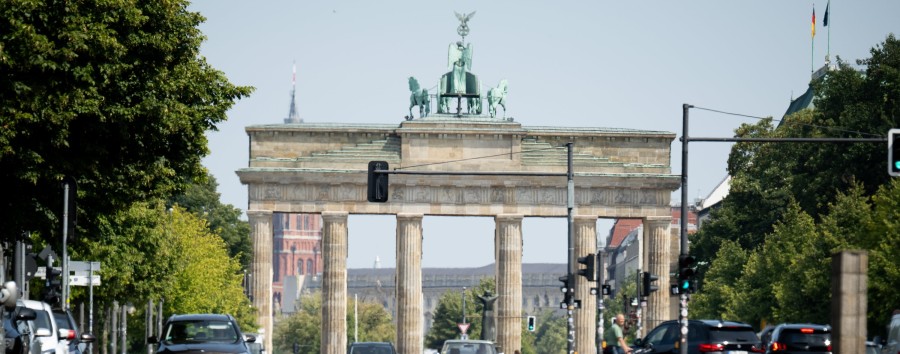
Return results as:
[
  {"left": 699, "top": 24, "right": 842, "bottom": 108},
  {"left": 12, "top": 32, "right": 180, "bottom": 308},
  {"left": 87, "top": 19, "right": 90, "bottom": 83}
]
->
[
  {"left": 558, "top": 275, "right": 573, "bottom": 308},
  {"left": 678, "top": 254, "right": 697, "bottom": 292},
  {"left": 641, "top": 271, "right": 658, "bottom": 296},
  {"left": 527, "top": 316, "right": 536, "bottom": 331},
  {"left": 367, "top": 161, "right": 389, "bottom": 202},
  {"left": 41, "top": 266, "right": 62, "bottom": 306},
  {"left": 576, "top": 253, "right": 596, "bottom": 281},
  {"left": 889, "top": 129, "right": 900, "bottom": 177},
  {"left": 601, "top": 284, "right": 611, "bottom": 296}
]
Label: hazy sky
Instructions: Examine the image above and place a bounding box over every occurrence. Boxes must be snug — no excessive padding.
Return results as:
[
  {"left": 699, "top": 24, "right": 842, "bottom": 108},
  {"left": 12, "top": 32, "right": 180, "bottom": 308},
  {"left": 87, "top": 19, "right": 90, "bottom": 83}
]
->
[{"left": 189, "top": 1, "right": 900, "bottom": 269}]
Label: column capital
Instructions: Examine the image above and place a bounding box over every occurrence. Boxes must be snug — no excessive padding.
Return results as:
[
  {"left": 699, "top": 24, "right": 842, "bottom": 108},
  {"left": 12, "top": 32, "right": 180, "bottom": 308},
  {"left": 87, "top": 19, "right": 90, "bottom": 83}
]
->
[
  {"left": 644, "top": 215, "right": 671, "bottom": 226},
  {"left": 494, "top": 214, "right": 524, "bottom": 222},
  {"left": 246, "top": 209, "right": 273, "bottom": 218},
  {"left": 396, "top": 213, "right": 424, "bottom": 221},
  {"left": 321, "top": 211, "right": 348, "bottom": 222},
  {"left": 574, "top": 215, "right": 597, "bottom": 224}
]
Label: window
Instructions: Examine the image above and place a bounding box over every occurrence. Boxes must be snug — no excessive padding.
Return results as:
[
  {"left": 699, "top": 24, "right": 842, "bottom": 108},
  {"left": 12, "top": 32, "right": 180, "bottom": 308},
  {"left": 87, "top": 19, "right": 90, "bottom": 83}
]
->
[
  {"left": 307, "top": 259, "right": 314, "bottom": 275},
  {"left": 298, "top": 259, "right": 304, "bottom": 275}
]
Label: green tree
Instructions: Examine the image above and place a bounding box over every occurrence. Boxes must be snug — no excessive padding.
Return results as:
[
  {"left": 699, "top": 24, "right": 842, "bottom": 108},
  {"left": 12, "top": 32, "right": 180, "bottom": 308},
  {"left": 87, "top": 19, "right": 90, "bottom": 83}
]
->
[
  {"left": 533, "top": 312, "right": 566, "bottom": 354},
  {"left": 170, "top": 173, "right": 252, "bottom": 269},
  {"left": 691, "top": 240, "right": 747, "bottom": 320},
  {"left": 0, "top": 0, "right": 253, "bottom": 245},
  {"left": 82, "top": 202, "right": 255, "bottom": 352},
  {"left": 273, "top": 294, "right": 396, "bottom": 354},
  {"left": 424, "top": 278, "right": 494, "bottom": 350},
  {"left": 857, "top": 180, "right": 900, "bottom": 337},
  {"left": 689, "top": 35, "right": 900, "bottom": 328}
]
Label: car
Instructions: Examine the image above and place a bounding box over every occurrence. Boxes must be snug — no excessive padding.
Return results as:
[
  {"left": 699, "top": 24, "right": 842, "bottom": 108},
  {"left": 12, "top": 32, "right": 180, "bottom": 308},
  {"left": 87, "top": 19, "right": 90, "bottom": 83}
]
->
[
  {"left": 148, "top": 313, "right": 255, "bottom": 354},
  {"left": 632, "top": 319, "right": 763, "bottom": 354},
  {"left": 764, "top": 323, "right": 831, "bottom": 354},
  {"left": 884, "top": 312, "right": 900, "bottom": 354},
  {"left": 52, "top": 309, "right": 95, "bottom": 354},
  {"left": 18, "top": 299, "right": 65, "bottom": 354},
  {"left": 3, "top": 306, "right": 38, "bottom": 354},
  {"left": 864, "top": 340, "right": 880, "bottom": 354},
  {"left": 758, "top": 325, "right": 776, "bottom": 349},
  {"left": 348, "top": 341, "right": 396, "bottom": 354},
  {"left": 439, "top": 339, "right": 499, "bottom": 354}
]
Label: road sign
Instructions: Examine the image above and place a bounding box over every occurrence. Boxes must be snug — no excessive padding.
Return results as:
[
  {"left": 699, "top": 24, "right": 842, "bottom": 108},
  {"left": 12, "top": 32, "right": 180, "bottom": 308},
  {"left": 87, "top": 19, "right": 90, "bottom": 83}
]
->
[
  {"left": 458, "top": 323, "right": 470, "bottom": 334},
  {"left": 68, "top": 275, "right": 101, "bottom": 286},
  {"left": 38, "top": 246, "right": 59, "bottom": 262},
  {"left": 69, "top": 261, "right": 101, "bottom": 272}
]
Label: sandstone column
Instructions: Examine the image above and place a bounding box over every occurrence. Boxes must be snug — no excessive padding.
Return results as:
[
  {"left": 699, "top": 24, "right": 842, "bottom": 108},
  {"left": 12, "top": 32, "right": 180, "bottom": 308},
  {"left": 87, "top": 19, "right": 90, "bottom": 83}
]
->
[
  {"left": 396, "top": 214, "right": 424, "bottom": 354},
  {"left": 321, "top": 211, "right": 349, "bottom": 354},
  {"left": 495, "top": 214, "right": 523, "bottom": 354},
  {"left": 831, "top": 250, "right": 868, "bottom": 354},
  {"left": 247, "top": 210, "right": 273, "bottom": 353},
  {"left": 643, "top": 216, "right": 671, "bottom": 331},
  {"left": 574, "top": 215, "right": 597, "bottom": 354}
]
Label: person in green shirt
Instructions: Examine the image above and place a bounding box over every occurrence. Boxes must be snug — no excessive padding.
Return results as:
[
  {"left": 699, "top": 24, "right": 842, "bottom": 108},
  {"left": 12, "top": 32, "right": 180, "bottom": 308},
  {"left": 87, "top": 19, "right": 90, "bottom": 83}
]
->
[{"left": 604, "top": 313, "right": 633, "bottom": 354}]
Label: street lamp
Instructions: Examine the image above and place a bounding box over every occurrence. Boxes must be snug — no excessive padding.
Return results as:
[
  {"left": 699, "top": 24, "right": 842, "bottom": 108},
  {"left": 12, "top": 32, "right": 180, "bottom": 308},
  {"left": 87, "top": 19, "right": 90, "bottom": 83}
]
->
[{"left": 290, "top": 244, "right": 296, "bottom": 276}]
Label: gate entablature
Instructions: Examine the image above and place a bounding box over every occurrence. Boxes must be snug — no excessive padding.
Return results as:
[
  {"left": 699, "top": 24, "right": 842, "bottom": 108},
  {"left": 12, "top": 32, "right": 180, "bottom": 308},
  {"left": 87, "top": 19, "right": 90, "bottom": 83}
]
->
[{"left": 239, "top": 118, "right": 680, "bottom": 217}]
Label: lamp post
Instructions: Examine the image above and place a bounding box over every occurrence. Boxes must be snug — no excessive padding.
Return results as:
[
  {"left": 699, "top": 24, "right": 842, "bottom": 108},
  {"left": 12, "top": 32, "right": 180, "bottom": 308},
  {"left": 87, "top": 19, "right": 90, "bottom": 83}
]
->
[
  {"left": 313, "top": 244, "right": 320, "bottom": 276},
  {"left": 290, "top": 244, "right": 296, "bottom": 276}
]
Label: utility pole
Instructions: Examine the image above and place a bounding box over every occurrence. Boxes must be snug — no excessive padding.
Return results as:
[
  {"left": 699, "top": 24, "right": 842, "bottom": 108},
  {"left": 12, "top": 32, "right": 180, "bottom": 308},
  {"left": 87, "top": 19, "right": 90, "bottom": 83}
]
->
[{"left": 565, "top": 142, "right": 576, "bottom": 354}]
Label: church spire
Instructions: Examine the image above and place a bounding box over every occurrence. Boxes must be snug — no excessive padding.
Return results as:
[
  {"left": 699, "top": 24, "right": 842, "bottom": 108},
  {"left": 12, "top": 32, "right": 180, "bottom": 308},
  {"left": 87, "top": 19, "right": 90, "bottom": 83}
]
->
[{"left": 284, "top": 61, "right": 302, "bottom": 123}]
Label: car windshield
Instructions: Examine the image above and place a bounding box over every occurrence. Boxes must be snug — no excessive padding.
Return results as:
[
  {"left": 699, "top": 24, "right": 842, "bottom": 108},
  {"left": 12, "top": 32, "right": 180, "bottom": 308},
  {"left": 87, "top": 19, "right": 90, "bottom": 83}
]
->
[
  {"left": 33, "top": 309, "right": 53, "bottom": 331},
  {"left": 778, "top": 329, "right": 831, "bottom": 350},
  {"left": 53, "top": 311, "right": 76, "bottom": 332},
  {"left": 164, "top": 320, "right": 239, "bottom": 344},
  {"left": 708, "top": 327, "right": 759, "bottom": 342},
  {"left": 349, "top": 344, "right": 393, "bottom": 354},
  {"left": 442, "top": 342, "right": 496, "bottom": 354}
]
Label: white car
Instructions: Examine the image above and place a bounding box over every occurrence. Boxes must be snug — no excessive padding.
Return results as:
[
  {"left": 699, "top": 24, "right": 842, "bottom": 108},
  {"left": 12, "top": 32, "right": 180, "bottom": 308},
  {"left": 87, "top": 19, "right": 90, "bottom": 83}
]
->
[{"left": 18, "top": 299, "right": 67, "bottom": 354}]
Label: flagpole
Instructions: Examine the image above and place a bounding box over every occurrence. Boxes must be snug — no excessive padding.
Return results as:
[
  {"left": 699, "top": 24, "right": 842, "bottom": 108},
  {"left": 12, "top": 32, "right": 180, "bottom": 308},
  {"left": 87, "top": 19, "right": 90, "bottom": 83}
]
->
[
  {"left": 827, "top": 0, "right": 831, "bottom": 64},
  {"left": 811, "top": 4, "right": 815, "bottom": 73}
]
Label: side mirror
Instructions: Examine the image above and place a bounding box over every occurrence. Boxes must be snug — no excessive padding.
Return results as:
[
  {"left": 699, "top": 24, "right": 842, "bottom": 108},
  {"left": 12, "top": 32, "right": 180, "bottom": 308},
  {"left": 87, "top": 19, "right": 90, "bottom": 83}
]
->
[
  {"left": 244, "top": 334, "right": 256, "bottom": 343},
  {"left": 81, "top": 332, "right": 97, "bottom": 343},
  {"left": 15, "top": 308, "right": 37, "bottom": 321},
  {"left": 147, "top": 336, "right": 159, "bottom": 344},
  {"left": 35, "top": 328, "right": 52, "bottom": 337},
  {"left": 633, "top": 338, "right": 644, "bottom": 347}
]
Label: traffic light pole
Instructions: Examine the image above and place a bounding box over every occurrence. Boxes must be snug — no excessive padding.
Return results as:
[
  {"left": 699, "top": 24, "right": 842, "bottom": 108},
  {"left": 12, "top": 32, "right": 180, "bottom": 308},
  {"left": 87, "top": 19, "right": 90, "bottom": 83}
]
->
[
  {"left": 565, "top": 142, "right": 576, "bottom": 354},
  {"left": 679, "top": 104, "right": 691, "bottom": 354}
]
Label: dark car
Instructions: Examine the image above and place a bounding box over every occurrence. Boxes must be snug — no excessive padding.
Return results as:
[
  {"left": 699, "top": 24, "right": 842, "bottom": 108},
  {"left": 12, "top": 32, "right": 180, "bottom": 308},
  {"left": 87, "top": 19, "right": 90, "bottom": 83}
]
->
[
  {"left": 632, "top": 319, "right": 763, "bottom": 354},
  {"left": 148, "top": 314, "right": 255, "bottom": 354},
  {"left": 53, "top": 309, "right": 96, "bottom": 354},
  {"left": 764, "top": 323, "right": 831, "bottom": 354},
  {"left": 3, "top": 306, "right": 37, "bottom": 354},
  {"left": 348, "top": 341, "right": 396, "bottom": 354}
]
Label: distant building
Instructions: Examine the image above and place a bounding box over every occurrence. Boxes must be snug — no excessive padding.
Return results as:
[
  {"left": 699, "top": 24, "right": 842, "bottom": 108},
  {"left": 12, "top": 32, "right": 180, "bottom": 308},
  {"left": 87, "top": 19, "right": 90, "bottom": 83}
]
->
[
  {"left": 272, "top": 213, "right": 322, "bottom": 313},
  {"left": 301, "top": 263, "right": 568, "bottom": 334},
  {"left": 600, "top": 207, "right": 697, "bottom": 319}
]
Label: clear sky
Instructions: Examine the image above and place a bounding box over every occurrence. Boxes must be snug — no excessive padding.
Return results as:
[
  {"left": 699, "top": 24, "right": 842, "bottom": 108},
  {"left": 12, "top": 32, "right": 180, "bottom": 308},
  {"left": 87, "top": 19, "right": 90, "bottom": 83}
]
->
[{"left": 189, "top": 0, "right": 900, "bottom": 269}]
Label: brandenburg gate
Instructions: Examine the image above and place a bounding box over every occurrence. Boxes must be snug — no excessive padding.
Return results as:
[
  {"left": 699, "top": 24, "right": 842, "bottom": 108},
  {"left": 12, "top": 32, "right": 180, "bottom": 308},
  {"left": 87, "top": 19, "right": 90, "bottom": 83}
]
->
[{"left": 237, "top": 13, "right": 680, "bottom": 354}]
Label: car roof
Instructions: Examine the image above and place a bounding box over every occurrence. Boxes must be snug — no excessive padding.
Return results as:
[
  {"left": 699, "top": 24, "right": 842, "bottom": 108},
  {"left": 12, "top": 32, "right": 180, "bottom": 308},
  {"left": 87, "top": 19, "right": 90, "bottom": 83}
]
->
[
  {"left": 443, "top": 340, "right": 495, "bottom": 344},
  {"left": 661, "top": 319, "right": 754, "bottom": 329},
  {"left": 775, "top": 323, "right": 831, "bottom": 330},
  {"left": 351, "top": 342, "right": 393, "bottom": 345},
  {"left": 167, "top": 313, "right": 234, "bottom": 322},
  {"left": 18, "top": 299, "right": 52, "bottom": 310}
]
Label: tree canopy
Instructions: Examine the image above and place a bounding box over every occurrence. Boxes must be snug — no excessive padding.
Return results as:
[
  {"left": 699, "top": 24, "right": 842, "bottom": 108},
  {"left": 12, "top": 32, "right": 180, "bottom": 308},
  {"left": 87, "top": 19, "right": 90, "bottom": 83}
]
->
[
  {"left": 690, "top": 34, "right": 900, "bottom": 335},
  {"left": 273, "top": 294, "right": 395, "bottom": 354},
  {"left": 0, "top": 0, "right": 252, "bottom": 245}
]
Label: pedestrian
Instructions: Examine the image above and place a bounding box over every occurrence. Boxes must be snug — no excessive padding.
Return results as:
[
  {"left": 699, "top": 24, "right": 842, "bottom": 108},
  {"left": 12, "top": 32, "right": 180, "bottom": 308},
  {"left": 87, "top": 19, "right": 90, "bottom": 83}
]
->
[{"left": 603, "top": 313, "right": 633, "bottom": 354}]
